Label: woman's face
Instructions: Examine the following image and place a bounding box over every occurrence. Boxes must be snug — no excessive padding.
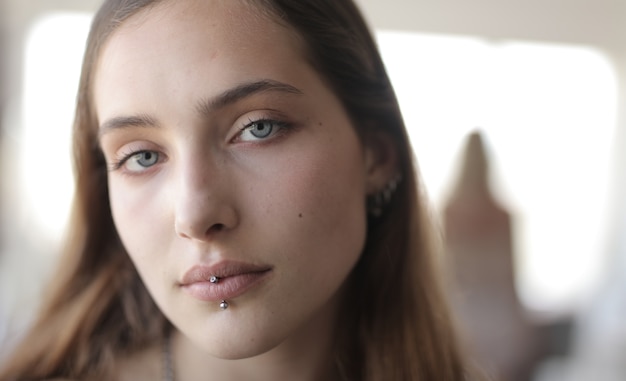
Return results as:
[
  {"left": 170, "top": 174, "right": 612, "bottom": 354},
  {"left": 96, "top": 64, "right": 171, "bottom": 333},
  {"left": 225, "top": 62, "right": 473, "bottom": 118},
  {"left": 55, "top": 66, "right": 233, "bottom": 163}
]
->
[{"left": 95, "top": 0, "right": 383, "bottom": 358}]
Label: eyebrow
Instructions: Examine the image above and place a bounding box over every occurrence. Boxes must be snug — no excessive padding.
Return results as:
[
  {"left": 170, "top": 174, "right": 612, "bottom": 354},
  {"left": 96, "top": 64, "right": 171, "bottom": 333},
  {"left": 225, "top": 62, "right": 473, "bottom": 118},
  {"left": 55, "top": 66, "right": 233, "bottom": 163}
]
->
[
  {"left": 99, "top": 114, "right": 159, "bottom": 138},
  {"left": 98, "top": 79, "right": 303, "bottom": 138},
  {"left": 195, "top": 79, "right": 303, "bottom": 116}
]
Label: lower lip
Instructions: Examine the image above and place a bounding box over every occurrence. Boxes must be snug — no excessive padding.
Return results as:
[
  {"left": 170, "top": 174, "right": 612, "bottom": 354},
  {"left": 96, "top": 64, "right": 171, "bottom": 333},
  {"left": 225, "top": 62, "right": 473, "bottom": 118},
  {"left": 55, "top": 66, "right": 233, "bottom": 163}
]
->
[{"left": 181, "top": 270, "right": 271, "bottom": 302}]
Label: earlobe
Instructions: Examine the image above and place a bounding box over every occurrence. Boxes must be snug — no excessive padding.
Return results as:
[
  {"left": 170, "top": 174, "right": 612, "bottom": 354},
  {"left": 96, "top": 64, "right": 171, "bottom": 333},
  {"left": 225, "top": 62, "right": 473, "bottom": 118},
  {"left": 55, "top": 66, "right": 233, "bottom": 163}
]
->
[{"left": 364, "top": 131, "right": 399, "bottom": 195}]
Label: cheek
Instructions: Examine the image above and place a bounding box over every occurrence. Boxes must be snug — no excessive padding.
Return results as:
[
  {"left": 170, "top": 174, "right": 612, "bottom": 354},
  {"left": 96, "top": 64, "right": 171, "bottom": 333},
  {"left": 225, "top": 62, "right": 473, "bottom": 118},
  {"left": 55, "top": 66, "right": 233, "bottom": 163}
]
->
[
  {"left": 266, "top": 133, "right": 368, "bottom": 284},
  {"left": 108, "top": 178, "right": 177, "bottom": 316},
  {"left": 108, "top": 178, "right": 171, "bottom": 269}
]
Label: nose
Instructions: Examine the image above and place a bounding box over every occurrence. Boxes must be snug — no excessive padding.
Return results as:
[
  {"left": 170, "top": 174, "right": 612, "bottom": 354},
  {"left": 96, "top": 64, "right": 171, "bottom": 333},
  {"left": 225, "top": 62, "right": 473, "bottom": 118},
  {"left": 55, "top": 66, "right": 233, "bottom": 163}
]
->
[{"left": 173, "top": 159, "right": 239, "bottom": 241}]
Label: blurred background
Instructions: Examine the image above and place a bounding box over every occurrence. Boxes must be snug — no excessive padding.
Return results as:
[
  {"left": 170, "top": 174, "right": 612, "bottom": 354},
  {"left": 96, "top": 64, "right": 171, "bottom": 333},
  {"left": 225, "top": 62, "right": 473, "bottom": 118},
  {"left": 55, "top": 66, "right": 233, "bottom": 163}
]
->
[{"left": 0, "top": 0, "right": 624, "bottom": 380}]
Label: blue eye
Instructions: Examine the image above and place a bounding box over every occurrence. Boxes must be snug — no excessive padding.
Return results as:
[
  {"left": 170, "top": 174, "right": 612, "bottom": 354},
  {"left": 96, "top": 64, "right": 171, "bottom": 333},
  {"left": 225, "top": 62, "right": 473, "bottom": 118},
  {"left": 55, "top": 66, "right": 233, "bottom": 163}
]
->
[
  {"left": 250, "top": 121, "right": 273, "bottom": 138},
  {"left": 239, "top": 120, "right": 277, "bottom": 141},
  {"left": 126, "top": 151, "right": 159, "bottom": 171}
]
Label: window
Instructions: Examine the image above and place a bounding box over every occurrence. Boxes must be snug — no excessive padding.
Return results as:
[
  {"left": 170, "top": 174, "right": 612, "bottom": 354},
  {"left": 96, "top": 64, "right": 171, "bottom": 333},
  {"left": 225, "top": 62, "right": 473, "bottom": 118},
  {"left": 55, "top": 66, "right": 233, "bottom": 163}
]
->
[
  {"left": 18, "top": 13, "right": 91, "bottom": 247},
  {"left": 378, "top": 31, "right": 617, "bottom": 314}
]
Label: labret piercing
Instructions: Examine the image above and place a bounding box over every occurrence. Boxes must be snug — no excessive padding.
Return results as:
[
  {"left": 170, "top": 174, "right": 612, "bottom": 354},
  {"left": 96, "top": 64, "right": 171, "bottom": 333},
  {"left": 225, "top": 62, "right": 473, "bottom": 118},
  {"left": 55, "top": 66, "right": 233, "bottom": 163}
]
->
[{"left": 209, "top": 276, "right": 229, "bottom": 310}]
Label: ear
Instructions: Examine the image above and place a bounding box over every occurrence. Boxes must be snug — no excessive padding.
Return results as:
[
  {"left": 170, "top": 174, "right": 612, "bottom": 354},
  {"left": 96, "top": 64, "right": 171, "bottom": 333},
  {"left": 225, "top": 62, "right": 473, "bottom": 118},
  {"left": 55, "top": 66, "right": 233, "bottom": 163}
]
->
[{"left": 363, "top": 131, "right": 399, "bottom": 195}]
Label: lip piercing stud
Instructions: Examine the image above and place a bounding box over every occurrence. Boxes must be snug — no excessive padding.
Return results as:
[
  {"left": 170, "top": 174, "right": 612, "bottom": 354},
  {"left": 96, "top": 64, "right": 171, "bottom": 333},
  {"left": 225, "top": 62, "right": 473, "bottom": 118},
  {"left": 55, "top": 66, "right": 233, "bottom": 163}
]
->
[
  {"left": 209, "top": 276, "right": 219, "bottom": 284},
  {"left": 219, "top": 300, "right": 229, "bottom": 310}
]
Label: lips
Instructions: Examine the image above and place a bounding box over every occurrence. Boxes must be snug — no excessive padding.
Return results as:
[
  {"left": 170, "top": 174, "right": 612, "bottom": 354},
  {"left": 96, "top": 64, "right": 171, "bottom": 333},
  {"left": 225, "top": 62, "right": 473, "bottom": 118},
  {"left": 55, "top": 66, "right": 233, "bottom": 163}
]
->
[{"left": 179, "top": 261, "right": 272, "bottom": 302}]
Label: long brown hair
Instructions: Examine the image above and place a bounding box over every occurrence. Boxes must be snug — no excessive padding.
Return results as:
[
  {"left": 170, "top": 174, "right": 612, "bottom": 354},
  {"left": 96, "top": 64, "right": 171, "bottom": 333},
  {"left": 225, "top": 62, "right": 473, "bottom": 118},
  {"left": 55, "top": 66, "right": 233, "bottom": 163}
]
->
[{"left": 0, "top": 0, "right": 468, "bottom": 380}]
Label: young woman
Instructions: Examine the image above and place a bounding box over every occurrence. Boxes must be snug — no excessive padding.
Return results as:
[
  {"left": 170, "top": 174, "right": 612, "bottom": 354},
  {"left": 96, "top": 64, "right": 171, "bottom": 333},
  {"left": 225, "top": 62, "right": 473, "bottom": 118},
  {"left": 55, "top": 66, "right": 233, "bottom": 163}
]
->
[{"left": 0, "top": 0, "right": 472, "bottom": 380}]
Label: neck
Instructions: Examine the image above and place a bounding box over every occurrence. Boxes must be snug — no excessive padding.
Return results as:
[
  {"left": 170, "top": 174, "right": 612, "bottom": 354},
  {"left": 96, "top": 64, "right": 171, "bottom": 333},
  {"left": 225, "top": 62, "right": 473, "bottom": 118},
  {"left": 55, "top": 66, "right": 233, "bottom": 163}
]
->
[{"left": 171, "top": 300, "right": 341, "bottom": 381}]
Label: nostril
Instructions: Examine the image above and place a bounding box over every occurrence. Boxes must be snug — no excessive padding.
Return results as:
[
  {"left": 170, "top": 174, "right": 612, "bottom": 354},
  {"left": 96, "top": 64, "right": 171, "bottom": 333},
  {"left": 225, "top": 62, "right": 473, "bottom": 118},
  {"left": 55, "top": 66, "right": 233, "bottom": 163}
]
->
[
  {"left": 209, "top": 223, "right": 225, "bottom": 233},
  {"left": 174, "top": 204, "right": 238, "bottom": 240}
]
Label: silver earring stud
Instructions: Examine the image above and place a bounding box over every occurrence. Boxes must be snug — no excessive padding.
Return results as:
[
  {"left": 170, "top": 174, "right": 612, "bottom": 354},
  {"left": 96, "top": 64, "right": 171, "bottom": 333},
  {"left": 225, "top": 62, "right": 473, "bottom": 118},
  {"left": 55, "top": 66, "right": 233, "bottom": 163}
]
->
[
  {"left": 368, "top": 173, "right": 402, "bottom": 217},
  {"left": 219, "top": 300, "right": 229, "bottom": 310},
  {"left": 209, "top": 275, "right": 219, "bottom": 283}
]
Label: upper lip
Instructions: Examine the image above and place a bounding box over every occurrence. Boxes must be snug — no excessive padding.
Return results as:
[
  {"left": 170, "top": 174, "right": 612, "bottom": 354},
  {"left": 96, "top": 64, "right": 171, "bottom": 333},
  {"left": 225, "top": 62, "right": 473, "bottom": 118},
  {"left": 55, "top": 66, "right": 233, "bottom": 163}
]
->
[{"left": 179, "top": 260, "right": 272, "bottom": 286}]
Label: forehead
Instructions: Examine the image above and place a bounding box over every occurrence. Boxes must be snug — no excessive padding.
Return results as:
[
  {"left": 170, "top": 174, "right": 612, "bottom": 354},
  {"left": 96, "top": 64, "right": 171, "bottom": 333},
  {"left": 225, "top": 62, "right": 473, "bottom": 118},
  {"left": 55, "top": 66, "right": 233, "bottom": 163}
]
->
[
  {"left": 107, "top": 0, "right": 289, "bottom": 48},
  {"left": 94, "top": 0, "right": 306, "bottom": 113}
]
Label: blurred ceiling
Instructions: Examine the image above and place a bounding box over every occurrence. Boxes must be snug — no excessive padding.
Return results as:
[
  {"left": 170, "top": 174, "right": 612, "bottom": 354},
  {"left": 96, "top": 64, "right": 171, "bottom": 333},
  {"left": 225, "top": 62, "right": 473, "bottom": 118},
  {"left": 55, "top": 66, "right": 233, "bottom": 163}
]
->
[{"left": 355, "top": 0, "right": 625, "bottom": 49}]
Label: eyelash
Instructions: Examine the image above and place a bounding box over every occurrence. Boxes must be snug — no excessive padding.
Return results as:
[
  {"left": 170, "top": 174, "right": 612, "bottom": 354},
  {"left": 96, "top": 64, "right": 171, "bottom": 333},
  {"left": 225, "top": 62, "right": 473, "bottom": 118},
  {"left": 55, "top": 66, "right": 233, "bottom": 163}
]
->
[
  {"left": 237, "top": 117, "right": 292, "bottom": 142},
  {"left": 108, "top": 149, "right": 156, "bottom": 172}
]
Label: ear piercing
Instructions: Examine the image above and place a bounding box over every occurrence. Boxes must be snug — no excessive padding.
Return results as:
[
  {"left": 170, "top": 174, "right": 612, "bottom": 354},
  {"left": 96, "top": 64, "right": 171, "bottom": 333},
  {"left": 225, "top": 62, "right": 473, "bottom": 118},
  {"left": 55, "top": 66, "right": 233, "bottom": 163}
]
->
[{"left": 368, "top": 173, "right": 403, "bottom": 217}]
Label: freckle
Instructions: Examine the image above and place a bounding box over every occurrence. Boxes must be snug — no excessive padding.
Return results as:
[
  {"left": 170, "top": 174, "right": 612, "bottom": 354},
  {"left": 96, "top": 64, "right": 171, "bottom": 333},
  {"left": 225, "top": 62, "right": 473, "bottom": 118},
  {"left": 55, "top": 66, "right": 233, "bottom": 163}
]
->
[
  {"left": 318, "top": 122, "right": 323, "bottom": 126},
  {"left": 298, "top": 213, "right": 303, "bottom": 218}
]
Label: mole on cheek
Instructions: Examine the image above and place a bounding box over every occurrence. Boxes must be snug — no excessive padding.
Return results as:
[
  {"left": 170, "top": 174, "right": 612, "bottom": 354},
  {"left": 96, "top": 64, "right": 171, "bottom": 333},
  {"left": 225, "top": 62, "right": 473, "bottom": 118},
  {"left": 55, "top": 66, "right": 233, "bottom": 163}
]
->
[{"left": 298, "top": 213, "right": 303, "bottom": 218}]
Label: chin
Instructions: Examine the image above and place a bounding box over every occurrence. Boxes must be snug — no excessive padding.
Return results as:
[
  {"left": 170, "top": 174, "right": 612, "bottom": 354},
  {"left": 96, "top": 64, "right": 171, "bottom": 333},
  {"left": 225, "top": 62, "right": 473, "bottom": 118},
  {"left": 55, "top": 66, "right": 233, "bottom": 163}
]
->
[{"left": 201, "top": 333, "right": 285, "bottom": 360}]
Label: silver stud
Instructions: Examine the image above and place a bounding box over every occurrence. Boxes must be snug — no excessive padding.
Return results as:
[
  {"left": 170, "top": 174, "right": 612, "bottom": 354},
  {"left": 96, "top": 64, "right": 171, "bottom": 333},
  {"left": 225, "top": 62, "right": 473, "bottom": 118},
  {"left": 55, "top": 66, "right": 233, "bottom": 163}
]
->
[
  {"left": 209, "top": 275, "right": 219, "bottom": 283},
  {"left": 219, "top": 300, "right": 229, "bottom": 310}
]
